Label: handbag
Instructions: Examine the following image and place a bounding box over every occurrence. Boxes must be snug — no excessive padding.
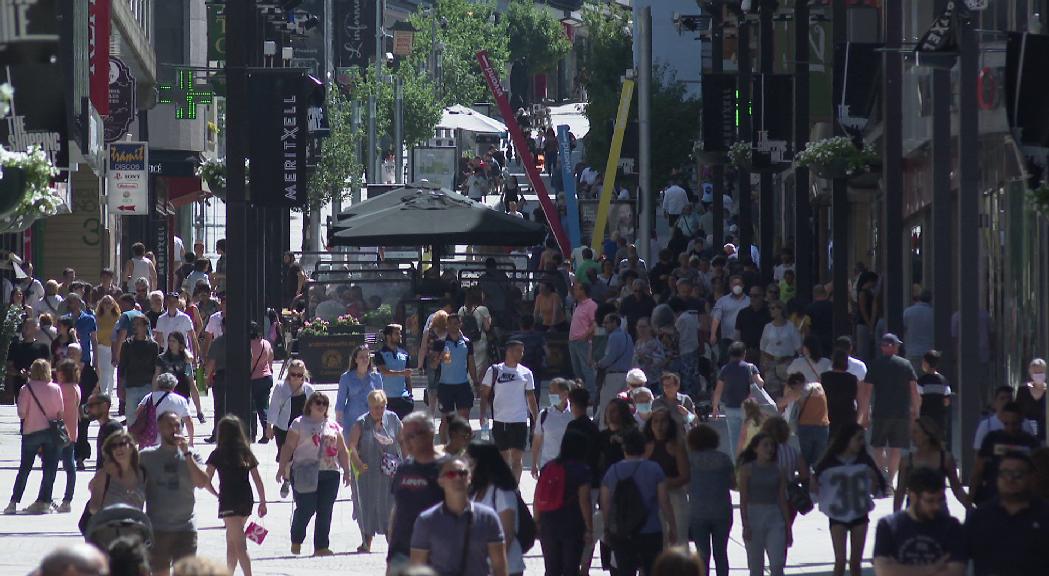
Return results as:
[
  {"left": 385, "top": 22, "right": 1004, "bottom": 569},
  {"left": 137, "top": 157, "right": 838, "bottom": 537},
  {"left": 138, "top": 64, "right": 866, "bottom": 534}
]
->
[
  {"left": 787, "top": 479, "right": 814, "bottom": 515},
  {"left": 78, "top": 474, "right": 111, "bottom": 535},
  {"left": 381, "top": 452, "right": 401, "bottom": 478},
  {"left": 291, "top": 422, "right": 326, "bottom": 493},
  {"left": 25, "top": 383, "right": 70, "bottom": 448}
]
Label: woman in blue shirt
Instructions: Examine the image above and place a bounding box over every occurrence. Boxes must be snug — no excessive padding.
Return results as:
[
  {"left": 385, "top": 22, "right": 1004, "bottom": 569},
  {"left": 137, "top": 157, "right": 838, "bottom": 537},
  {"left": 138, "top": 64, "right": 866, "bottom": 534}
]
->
[{"left": 336, "top": 345, "right": 382, "bottom": 440}]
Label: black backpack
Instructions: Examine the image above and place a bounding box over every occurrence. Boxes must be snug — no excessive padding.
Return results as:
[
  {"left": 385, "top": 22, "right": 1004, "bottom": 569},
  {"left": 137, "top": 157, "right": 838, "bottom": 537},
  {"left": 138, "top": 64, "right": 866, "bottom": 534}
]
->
[
  {"left": 514, "top": 491, "right": 537, "bottom": 553},
  {"left": 605, "top": 462, "right": 648, "bottom": 545},
  {"left": 461, "top": 309, "right": 483, "bottom": 341}
]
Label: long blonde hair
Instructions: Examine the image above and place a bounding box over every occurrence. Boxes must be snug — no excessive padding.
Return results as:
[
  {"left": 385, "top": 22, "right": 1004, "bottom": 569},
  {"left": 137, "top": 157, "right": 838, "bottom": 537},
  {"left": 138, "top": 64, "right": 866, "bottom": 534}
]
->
[{"left": 95, "top": 295, "right": 120, "bottom": 319}]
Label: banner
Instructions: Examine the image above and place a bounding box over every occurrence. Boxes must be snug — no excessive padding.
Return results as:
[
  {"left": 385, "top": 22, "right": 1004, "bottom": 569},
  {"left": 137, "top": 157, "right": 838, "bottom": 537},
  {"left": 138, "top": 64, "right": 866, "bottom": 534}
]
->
[
  {"left": 106, "top": 142, "right": 149, "bottom": 215},
  {"left": 591, "top": 79, "right": 634, "bottom": 255},
  {"left": 105, "top": 57, "right": 136, "bottom": 143},
  {"left": 89, "top": 0, "right": 110, "bottom": 115},
  {"left": 476, "top": 50, "right": 570, "bottom": 256},
  {"left": 700, "top": 73, "right": 737, "bottom": 154},
  {"left": 913, "top": 0, "right": 972, "bottom": 69},
  {"left": 248, "top": 70, "right": 309, "bottom": 208},
  {"left": 833, "top": 43, "right": 882, "bottom": 138},
  {"left": 751, "top": 74, "right": 794, "bottom": 171},
  {"left": 0, "top": 63, "right": 69, "bottom": 170},
  {"left": 206, "top": 3, "right": 226, "bottom": 62},
  {"left": 557, "top": 125, "right": 581, "bottom": 249},
  {"left": 335, "top": 0, "right": 378, "bottom": 70}
]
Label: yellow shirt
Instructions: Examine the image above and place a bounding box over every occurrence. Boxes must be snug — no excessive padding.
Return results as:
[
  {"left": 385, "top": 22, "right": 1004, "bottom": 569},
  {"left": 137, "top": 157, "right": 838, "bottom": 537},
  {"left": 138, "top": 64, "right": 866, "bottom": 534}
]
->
[{"left": 96, "top": 313, "right": 118, "bottom": 345}]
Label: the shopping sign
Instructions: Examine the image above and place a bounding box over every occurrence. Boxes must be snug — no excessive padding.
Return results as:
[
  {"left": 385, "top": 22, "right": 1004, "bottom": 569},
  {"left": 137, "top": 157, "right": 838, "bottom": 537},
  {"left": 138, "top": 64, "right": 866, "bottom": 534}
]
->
[{"left": 106, "top": 142, "right": 148, "bottom": 215}]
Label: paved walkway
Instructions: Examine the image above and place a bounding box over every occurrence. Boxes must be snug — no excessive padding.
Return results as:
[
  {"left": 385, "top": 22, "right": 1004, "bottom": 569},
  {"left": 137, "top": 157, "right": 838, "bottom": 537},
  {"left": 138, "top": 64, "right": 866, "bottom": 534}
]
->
[{"left": 0, "top": 381, "right": 966, "bottom": 575}]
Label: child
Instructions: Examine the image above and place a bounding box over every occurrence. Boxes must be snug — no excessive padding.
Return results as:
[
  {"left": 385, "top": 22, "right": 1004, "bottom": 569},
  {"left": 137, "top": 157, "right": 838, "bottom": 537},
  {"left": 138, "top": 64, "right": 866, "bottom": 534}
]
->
[
  {"left": 814, "top": 423, "right": 887, "bottom": 576},
  {"left": 55, "top": 359, "right": 81, "bottom": 513},
  {"left": 206, "top": 415, "right": 267, "bottom": 576},
  {"left": 737, "top": 397, "right": 767, "bottom": 459},
  {"left": 917, "top": 349, "right": 952, "bottom": 436}
]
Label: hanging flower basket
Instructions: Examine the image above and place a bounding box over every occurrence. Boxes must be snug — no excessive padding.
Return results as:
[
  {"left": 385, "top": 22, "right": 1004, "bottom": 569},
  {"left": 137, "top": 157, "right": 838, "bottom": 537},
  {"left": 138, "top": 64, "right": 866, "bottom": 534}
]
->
[
  {"left": 0, "top": 146, "right": 61, "bottom": 233},
  {"left": 1027, "top": 182, "right": 1049, "bottom": 216},
  {"left": 196, "top": 157, "right": 249, "bottom": 201},
  {"left": 728, "top": 141, "right": 753, "bottom": 171},
  {"left": 795, "top": 136, "right": 879, "bottom": 180}
]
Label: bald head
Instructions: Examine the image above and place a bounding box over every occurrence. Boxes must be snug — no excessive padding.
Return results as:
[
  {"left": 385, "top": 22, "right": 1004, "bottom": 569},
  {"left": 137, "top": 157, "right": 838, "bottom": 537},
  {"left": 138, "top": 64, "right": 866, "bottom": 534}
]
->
[{"left": 38, "top": 544, "right": 107, "bottom": 576}]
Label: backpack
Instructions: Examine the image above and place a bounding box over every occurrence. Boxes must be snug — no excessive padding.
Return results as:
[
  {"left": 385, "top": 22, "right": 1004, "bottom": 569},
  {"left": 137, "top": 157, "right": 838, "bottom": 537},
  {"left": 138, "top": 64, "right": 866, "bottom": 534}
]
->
[
  {"left": 460, "top": 308, "right": 482, "bottom": 341},
  {"left": 533, "top": 459, "right": 567, "bottom": 513},
  {"left": 605, "top": 462, "right": 648, "bottom": 544},
  {"left": 514, "top": 490, "right": 537, "bottom": 553},
  {"left": 128, "top": 391, "right": 170, "bottom": 447}
]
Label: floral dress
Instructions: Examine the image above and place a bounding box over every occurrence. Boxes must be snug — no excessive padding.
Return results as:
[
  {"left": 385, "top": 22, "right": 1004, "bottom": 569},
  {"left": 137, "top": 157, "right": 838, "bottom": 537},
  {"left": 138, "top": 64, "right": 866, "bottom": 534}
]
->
[{"left": 352, "top": 410, "right": 403, "bottom": 537}]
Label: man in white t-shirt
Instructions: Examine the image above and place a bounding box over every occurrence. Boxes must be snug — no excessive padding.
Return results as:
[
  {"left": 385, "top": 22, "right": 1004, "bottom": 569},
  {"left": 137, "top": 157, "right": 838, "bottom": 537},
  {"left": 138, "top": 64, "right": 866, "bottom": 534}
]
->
[
  {"left": 202, "top": 295, "right": 226, "bottom": 360},
  {"left": 155, "top": 292, "right": 199, "bottom": 357},
  {"left": 480, "top": 340, "right": 538, "bottom": 482},
  {"left": 138, "top": 373, "right": 194, "bottom": 446},
  {"left": 531, "top": 378, "right": 575, "bottom": 476}
]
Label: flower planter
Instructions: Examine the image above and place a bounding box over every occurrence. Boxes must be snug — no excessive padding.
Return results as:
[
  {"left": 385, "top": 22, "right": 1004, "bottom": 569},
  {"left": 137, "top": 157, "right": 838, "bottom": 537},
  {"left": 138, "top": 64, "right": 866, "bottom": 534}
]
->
[
  {"left": 296, "top": 332, "right": 366, "bottom": 384},
  {"left": 814, "top": 158, "right": 853, "bottom": 180},
  {"left": 849, "top": 165, "right": 882, "bottom": 189},
  {"left": 694, "top": 149, "right": 727, "bottom": 165},
  {"left": 0, "top": 167, "right": 26, "bottom": 217}
]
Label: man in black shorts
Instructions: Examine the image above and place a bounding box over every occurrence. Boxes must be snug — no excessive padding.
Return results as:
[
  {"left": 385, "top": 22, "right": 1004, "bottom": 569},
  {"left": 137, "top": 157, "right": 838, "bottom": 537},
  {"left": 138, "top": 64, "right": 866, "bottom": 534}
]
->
[
  {"left": 480, "top": 340, "right": 538, "bottom": 482},
  {"left": 859, "top": 333, "right": 919, "bottom": 488}
]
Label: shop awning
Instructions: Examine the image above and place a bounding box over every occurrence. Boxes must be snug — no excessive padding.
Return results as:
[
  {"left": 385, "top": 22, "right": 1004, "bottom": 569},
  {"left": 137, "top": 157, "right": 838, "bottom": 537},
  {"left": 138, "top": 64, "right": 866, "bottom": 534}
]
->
[{"left": 162, "top": 176, "right": 207, "bottom": 209}]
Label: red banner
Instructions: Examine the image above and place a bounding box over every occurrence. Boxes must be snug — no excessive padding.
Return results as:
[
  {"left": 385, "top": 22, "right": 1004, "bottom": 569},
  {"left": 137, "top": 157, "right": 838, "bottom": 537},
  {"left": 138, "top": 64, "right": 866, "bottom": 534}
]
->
[
  {"left": 89, "top": 0, "right": 111, "bottom": 115},
  {"left": 475, "top": 50, "right": 570, "bottom": 256}
]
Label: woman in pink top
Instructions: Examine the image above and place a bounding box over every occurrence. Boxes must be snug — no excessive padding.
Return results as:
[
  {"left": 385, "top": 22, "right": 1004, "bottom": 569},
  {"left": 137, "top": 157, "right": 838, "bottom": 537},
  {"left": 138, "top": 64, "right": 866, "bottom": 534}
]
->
[
  {"left": 55, "top": 359, "right": 82, "bottom": 512},
  {"left": 5, "top": 359, "right": 65, "bottom": 515},
  {"left": 249, "top": 321, "right": 275, "bottom": 443}
]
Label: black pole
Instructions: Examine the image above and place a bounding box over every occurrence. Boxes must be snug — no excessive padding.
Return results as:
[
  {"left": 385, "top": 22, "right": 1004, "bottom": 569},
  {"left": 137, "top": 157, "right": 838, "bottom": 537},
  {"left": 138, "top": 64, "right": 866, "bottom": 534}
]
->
[
  {"left": 224, "top": 0, "right": 255, "bottom": 429},
  {"left": 930, "top": 0, "right": 954, "bottom": 434},
  {"left": 794, "top": 0, "right": 813, "bottom": 302},
  {"left": 737, "top": 20, "right": 753, "bottom": 262},
  {"left": 758, "top": 6, "right": 775, "bottom": 283},
  {"left": 957, "top": 13, "right": 981, "bottom": 476},
  {"left": 881, "top": 0, "right": 904, "bottom": 337},
  {"left": 711, "top": 6, "right": 725, "bottom": 250},
  {"left": 831, "top": 0, "right": 850, "bottom": 339}
]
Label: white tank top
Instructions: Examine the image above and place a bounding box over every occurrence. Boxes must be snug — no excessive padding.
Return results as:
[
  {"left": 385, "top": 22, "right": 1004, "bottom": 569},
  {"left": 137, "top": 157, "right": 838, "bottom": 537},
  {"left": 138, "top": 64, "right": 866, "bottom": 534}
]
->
[{"left": 130, "top": 257, "right": 152, "bottom": 286}]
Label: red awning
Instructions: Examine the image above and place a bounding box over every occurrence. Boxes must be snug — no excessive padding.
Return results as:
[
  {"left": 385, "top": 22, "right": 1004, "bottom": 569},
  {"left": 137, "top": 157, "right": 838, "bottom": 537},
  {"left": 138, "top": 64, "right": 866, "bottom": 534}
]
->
[{"left": 163, "top": 176, "right": 206, "bottom": 209}]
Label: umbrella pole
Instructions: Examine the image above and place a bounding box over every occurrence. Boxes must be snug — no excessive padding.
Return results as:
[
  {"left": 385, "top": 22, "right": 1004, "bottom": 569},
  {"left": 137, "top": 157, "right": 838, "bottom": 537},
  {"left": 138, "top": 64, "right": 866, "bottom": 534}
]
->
[{"left": 431, "top": 244, "right": 442, "bottom": 278}]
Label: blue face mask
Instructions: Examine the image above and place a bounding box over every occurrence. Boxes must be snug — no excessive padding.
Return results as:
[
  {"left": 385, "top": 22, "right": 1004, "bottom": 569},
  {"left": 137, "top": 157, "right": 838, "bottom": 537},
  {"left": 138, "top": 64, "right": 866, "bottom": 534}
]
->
[
  {"left": 635, "top": 402, "right": 653, "bottom": 414},
  {"left": 549, "top": 395, "right": 563, "bottom": 408}
]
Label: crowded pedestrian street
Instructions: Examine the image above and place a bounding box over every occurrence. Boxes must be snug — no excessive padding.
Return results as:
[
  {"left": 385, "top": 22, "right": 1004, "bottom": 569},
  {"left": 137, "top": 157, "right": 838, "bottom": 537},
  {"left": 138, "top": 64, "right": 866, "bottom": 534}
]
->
[{"left": 4, "top": 1, "right": 1049, "bottom": 576}]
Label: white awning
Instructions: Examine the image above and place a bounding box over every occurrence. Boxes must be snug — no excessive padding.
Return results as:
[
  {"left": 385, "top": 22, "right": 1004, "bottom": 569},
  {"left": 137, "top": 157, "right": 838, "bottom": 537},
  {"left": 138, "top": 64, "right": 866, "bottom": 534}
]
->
[
  {"left": 437, "top": 104, "right": 507, "bottom": 134},
  {"left": 548, "top": 102, "right": 590, "bottom": 139}
]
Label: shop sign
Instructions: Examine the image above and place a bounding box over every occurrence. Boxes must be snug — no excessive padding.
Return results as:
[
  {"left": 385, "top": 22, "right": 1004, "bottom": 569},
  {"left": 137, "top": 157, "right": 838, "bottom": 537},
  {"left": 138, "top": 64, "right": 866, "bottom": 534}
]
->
[
  {"left": 88, "top": 0, "right": 110, "bottom": 115},
  {"left": 106, "top": 141, "right": 148, "bottom": 215},
  {"left": 104, "top": 57, "right": 136, "bottom": 143}
]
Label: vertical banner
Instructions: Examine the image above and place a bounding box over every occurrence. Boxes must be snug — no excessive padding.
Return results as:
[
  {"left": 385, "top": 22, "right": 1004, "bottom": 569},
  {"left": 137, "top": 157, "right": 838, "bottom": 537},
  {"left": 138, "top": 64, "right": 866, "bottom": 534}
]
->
[
  {"left": 476, "top": 50, "right": 570, "bottom": 256},
  {"left": 335, "top": 0, "right": 378, "bottom": 70},
  {"left": 700, "top": 73, "right": 737, "bottom": 154},
  {"left": 591, "top": 79, "right": 634, "bottom": 255},
  {"left": 248, "top": 71, "right": 309, "bottom": 208},
  {"left": 557, "top": 125, "right": 580, "bottom": 249},
  {"left": 88, "top": 0, "right": 110, "bottom": 115}
]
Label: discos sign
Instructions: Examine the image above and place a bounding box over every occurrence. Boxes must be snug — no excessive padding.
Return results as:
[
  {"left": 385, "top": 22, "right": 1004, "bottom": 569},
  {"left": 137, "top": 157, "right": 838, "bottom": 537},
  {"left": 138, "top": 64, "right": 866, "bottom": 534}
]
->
[{"left": 106, "top": 142, "right": 148, "bottom": 215}]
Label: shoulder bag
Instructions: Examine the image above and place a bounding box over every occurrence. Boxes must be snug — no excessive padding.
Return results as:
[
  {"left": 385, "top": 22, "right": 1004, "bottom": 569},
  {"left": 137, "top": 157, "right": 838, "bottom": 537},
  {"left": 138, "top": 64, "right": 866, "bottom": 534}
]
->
[
  {"left": 457, "top": 507, "right": 475, "bottom": 575},
  {"left": 78, "top": 474, "right": 111, "bottom": 535},
  {"left": 292, "top": 421, "right": 327, "bottom": 493},
  {"left": 25, "top": 383, "right": 70, "bottom": 448}
]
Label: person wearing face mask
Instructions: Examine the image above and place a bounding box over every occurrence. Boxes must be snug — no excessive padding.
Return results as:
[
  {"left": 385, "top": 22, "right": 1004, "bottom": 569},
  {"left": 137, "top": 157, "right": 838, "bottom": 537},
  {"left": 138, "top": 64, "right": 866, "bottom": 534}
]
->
[
  {"left": 710, "top": 275, "right": 751, "bottom": 365},
  {"left": 1017, "top": 358, "right": 1047, "bottom": 442},
  {"left": 531, "top": 378, "right": 575, "bottom": 478},
  {"left": 630, "top": 386, "right": 656, "bottom": 427}
]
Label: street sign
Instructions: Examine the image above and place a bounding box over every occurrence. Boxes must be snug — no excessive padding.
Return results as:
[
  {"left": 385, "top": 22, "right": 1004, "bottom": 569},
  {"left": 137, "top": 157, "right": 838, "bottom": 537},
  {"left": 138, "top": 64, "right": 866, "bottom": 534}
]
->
[
  {"left": 106, "top": 142, "right": 148, "bottom": 215},
  {"left": 105, "top": 57, "right": 136, "bottom": 143}
]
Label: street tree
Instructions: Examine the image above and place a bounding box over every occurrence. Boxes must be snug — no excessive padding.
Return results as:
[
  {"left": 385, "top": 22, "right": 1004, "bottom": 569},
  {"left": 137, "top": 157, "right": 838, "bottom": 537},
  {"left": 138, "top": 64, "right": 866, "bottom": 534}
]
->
[{"left": 507, "top": 0, "right": 572, "bottom": 105}]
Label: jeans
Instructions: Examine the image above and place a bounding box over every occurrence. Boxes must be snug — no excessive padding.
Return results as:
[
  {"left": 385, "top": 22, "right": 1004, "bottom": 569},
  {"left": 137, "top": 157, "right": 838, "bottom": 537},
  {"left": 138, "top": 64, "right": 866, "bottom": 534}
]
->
[
  {"left": 291, "top": 470, "right": 340, "bottom": 549},
  {"left": 796, "top": 425, "right": 829, "bottom": 471},
  {"left": 539, "top": 521, "right": 583, "bottom": 576},
  {"left": 611, "top": 530, "right": 663, "bottom": 576},
  {"left": 124, "top": 385, "right": 152, "bottom": 428},
  {"left": 691, "top": 517, "right": 732, "bottom": 576},
  {"left": 568, "top": 340, "right": 596, "bottom": 398},
  {"left": 96, "top": 345, "right": 114, "bottom": 397},
  {"left": 723, "top": 406, "right": 743, "bottom": 463},
  {"left": 250, "top": 376, "right": 273, "bottom": 437},
  {"left": 59, "top": 443, "right": 76, "bottom": 502},
  {"left": 745, "top": 504, "right": 786, "bottom": 576},
  {"left": 10, "top": 432, "right": 59, "bottom": 504},
  {"left": 855, "top": 324, "right": 873, "bottom": 364}
]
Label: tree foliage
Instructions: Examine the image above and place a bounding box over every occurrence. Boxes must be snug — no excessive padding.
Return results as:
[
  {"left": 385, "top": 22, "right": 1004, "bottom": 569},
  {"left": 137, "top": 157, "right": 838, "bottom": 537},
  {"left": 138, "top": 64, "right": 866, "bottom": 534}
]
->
[
  {"left": 307, "top": 89, "right": 364, "bottom": 206},
  {"left": 580, "top": 1, "right": 633, "bottom": 169},
  {"left": 507, "top": 0, "right": 572, "bottom": 76}
]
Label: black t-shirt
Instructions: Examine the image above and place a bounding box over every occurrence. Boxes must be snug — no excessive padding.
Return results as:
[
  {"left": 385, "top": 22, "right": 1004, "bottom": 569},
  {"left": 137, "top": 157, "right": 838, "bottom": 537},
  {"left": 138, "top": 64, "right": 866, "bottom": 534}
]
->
[
  {"left": 821, "top": 370, "right": 859, "bottom": 434},
  {"left": 917, "top": 373, "right": 951, "bottom": 426},
  {"left": 965, "top": 497, "right": 1049, "bottom": 576},
  {"left": 806, "top": 300, "right": 834, "bottom": 351},
  {"left": 146, "top": 309, "right": 162, "bottom": 329},
  {"left": 873, "top": 510, "right": 965, "bottom": 567},
  {"left": 8, "top": 340, "right": 51, "bottom": 372},
  {"left": 976, "top": 430, "right": 1040, "bottom": 502},
  {"left": 735, "top": 306, "right": 772, "bottom": 349},
  {"left": 205, "top": 450, "right": 255, "bottom": 506},
  {"left": 388, "top": 458, "right": 443, "bottom": 560},
  {"left": 157, "top": 352, "right": 194, "bottom": 398},
  {"left": 566, "top": 415, "right": 601, "bottom": 486},
  {"left": 96, "top": 419, "right": 124, "bottom": 469}
]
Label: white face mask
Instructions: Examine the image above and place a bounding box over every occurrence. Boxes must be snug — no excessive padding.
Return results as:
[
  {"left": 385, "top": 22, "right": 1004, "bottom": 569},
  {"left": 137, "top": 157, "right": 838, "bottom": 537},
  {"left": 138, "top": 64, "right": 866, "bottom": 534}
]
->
[
  {"left": 731, "top": 285, "right": 744, "bottom": 296},
  {"left": 549, "top": 395, "right": 563, "bottom": 408},
  {"left": 1032, "top": 373, "right": 1046, "bottom": 384}
]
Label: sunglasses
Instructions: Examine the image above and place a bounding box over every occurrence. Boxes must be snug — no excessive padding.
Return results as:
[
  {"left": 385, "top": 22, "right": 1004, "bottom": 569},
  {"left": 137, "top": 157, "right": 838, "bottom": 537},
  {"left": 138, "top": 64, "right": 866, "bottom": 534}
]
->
[
  {"left": 288, "top": 372, "right": 305, "bottom": 378},
  {"left": 442, "top": 469, "right": 469, "bottom": 480},
  {"left": 109, "top": 440, "right": 130, "bottom": 450},
  {"left": 312, "top": 399, "right": 330, "bottom": 406}
]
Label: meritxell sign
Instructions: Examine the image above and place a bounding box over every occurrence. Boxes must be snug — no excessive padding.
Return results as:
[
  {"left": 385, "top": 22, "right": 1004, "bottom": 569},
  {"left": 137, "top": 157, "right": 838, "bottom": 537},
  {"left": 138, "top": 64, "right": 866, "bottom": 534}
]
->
[{"left": 247, "top": 70, "right": 308, "bottom": 208}]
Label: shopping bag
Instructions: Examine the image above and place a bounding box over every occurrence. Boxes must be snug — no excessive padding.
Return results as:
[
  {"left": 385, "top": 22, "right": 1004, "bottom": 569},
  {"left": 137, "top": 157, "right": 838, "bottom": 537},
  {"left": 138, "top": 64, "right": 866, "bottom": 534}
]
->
[{"left": 245, "top": 520, "right": 268, "bottom": 545}]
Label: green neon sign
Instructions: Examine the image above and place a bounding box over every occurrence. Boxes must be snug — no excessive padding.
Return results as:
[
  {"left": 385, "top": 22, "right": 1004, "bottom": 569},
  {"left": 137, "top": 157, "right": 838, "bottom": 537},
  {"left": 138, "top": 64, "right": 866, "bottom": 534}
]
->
[{"left": 158, "top": 69, "right": 215, "bottom": 120}]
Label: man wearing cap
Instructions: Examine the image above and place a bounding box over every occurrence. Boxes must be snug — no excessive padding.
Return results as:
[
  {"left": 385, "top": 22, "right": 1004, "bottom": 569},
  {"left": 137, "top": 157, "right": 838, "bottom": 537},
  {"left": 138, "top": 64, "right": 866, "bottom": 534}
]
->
[{"left": 859, "top": 333, "right": 920, "bottom": 488}]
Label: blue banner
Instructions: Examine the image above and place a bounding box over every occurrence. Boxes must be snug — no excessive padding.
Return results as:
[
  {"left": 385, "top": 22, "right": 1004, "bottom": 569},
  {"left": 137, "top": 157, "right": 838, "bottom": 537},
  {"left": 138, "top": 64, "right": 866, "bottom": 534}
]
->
[{"left": 556, "top": 125, "right": 580, "bottom": 249}]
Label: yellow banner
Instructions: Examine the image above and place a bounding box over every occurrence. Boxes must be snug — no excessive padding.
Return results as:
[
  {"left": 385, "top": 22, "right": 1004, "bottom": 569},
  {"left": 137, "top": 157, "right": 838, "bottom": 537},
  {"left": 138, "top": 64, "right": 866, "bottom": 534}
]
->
[{"left": 591, "top": 79, "right": 635, "bottom": 256}]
